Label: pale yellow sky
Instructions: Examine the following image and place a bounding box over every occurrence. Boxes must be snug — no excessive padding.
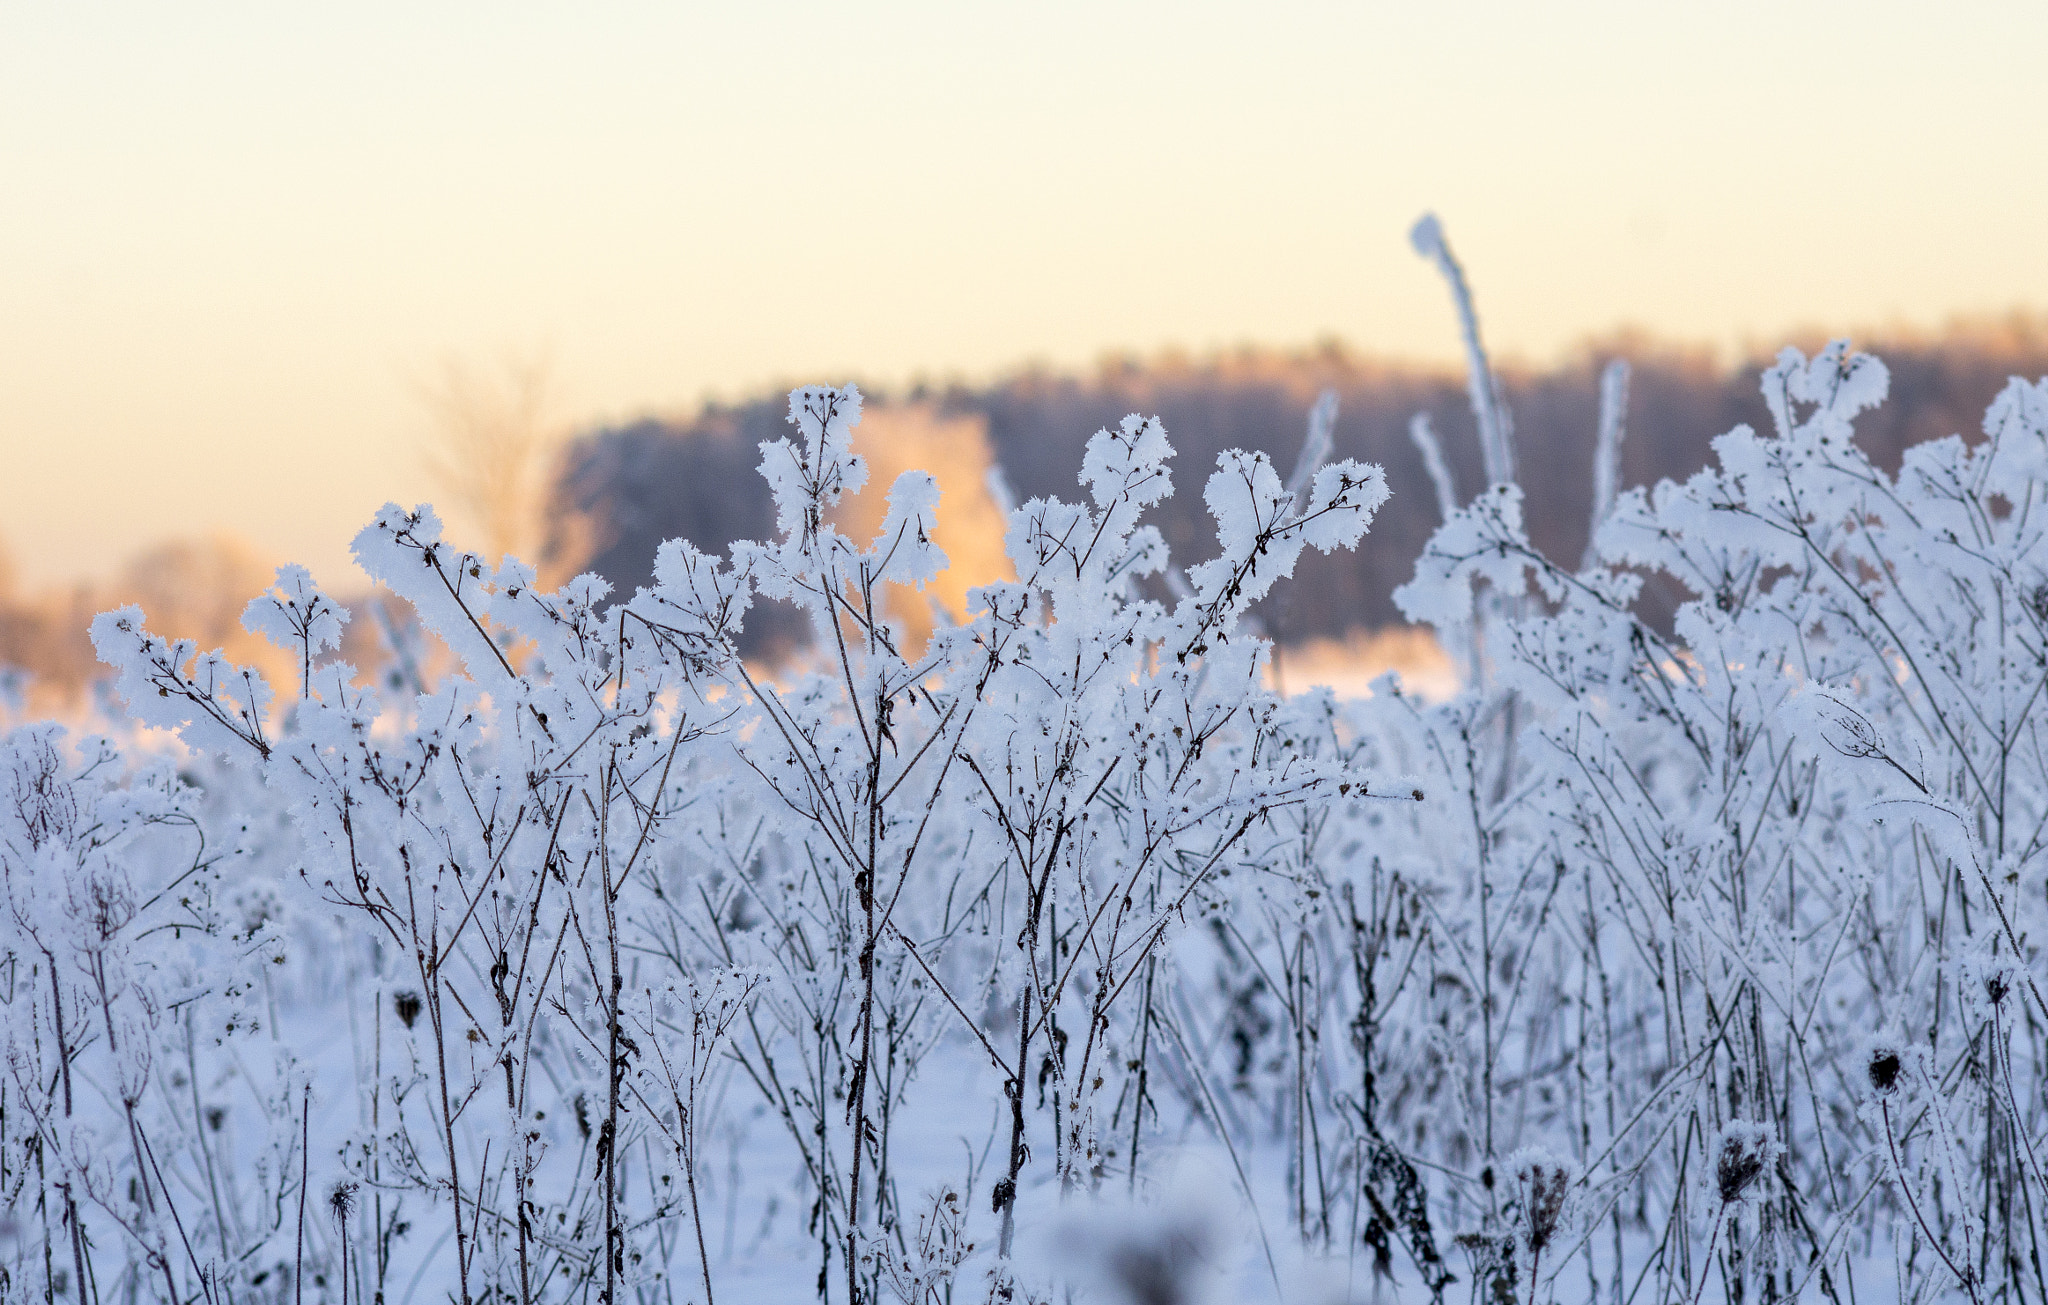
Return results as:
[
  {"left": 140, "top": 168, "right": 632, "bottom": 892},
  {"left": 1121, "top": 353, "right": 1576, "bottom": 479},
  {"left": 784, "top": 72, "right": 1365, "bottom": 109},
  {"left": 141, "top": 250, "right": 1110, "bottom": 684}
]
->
[{"left": 3, "top": 2, "right": 2045, "bottom": 591}]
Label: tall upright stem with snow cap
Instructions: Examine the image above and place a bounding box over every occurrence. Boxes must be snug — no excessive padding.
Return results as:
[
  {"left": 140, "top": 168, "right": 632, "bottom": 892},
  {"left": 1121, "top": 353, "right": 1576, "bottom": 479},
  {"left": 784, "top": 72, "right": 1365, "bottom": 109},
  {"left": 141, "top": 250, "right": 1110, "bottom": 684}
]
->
[
  {"left": 1583, "top": 358, "right": 1630, "bottom": 569},
  {"left": 1410, "top": 213, "right": 1515, "bottom": 489},
  {"left": 1408, "top": 412, "right": 1459, "bottom": 526}
]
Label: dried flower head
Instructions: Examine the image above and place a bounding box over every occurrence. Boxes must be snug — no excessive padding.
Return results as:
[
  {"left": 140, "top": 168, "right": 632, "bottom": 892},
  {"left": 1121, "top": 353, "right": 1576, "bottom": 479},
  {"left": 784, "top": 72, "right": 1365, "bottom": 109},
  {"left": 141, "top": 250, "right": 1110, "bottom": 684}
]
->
[
  {"left": 1715, "top": 1122, "right": 1774, "bottom": 1205},
  {"left": 1868, "top": 1047, "right": 1902, "bottom": 1095},
  {"left": 1511, "top": 1153, "right": 1573, "bottom": 1255},
  {"left": 392, "top": 991, "right": 422, "bottom": 1029},
  {"left": 329, "top": 1181, "right": 358, "bottom": 1223}
]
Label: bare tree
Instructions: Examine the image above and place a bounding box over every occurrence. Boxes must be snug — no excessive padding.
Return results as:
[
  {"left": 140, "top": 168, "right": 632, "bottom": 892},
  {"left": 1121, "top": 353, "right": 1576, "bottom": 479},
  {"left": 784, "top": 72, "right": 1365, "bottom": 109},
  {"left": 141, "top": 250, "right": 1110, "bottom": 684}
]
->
[{"left": 417, "top": 348, "right": 586, "bottom": 578}]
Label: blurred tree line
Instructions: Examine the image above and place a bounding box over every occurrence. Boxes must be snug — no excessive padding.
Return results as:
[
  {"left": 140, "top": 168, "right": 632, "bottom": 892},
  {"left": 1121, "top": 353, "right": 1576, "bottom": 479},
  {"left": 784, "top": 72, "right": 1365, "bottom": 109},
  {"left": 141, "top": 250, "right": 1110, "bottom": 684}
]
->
[
  {"left": 552, "top": 315, "right": 2048, "bottom": 656},
  {"left": 7, "top": 317, "right": 2047, "bottom": 712}
]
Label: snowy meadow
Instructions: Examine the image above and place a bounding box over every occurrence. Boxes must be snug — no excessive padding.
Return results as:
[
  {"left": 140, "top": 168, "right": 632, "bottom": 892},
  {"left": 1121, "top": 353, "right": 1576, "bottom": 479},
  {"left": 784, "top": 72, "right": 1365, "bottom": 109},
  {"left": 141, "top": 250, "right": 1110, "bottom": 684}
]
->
[{"left": 10, "top": 241, "right": 2048, "bottom": 1305}]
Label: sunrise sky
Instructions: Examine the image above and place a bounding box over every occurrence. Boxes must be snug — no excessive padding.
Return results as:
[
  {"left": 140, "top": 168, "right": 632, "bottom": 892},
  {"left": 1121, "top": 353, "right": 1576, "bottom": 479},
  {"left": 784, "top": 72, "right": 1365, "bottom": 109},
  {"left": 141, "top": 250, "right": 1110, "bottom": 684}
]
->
[{"left": 4, "top": 2, "right": 2045, "bottom": 590}]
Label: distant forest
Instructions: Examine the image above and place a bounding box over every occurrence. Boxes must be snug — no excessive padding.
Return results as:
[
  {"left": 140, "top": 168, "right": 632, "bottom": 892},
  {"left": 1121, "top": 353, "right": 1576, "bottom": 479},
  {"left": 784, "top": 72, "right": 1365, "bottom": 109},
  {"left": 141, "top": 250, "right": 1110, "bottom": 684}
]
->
[
  {"left": 6, "top": 321, "right": 2047, "bottom": 713},
  {"left": 551, "top": 317, "right": 2048, "bottom": 653}
]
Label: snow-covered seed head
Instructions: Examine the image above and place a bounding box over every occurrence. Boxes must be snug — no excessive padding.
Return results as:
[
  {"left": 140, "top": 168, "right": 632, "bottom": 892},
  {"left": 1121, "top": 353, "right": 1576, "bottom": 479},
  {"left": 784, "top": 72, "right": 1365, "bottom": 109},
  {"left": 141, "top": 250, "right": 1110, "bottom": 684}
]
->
[
  {"left": 1987, "top": 972, "right": 2011, "bottom": 1007},
  {"left": 1511, "top": 1155, "right": 1572, "bottom": 1255},
  {"left": 1868, "top": 1047, "right": 1902, "bottom": 1095},
  {"left": 330, "top": 1181, "right": 358, "bottom": 1223},
  {"left": 1715, "top": 1124, "right": 1772, "bottom": 1205}
]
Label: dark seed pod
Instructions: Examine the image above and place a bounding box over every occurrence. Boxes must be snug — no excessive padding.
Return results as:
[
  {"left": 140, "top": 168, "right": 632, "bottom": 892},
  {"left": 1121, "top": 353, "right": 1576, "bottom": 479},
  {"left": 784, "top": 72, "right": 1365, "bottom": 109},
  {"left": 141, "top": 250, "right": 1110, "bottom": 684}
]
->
[
  {"left": 1519, "top": 1162, "right": 1570, "bottom": 1255},
  {"left": 1868, "top": 1048, "right": 1902, "bottom": 1095},
  {"left": 393, "top": 991, "right": 423, "bottom": 1029},
  {"left": 1715, "top": 1125, "right": 1771, "bottom": 1205}
]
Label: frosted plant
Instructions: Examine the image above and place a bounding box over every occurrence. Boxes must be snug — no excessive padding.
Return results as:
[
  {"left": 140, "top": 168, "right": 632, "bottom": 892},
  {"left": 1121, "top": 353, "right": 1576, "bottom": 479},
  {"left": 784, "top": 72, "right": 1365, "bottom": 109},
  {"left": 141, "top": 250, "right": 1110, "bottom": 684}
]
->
[
  {"left": 93, "top": 502, "right": 754, "bottom": 1303},
  {"left": 40, "top": 324, "right": 2048, "bottom": 1305},
  {"left": 242, "top": 564, "right": 350, "bottom": 701},
  {"left": 0, "top": 722, "right": 287, "bottom": 1302}
]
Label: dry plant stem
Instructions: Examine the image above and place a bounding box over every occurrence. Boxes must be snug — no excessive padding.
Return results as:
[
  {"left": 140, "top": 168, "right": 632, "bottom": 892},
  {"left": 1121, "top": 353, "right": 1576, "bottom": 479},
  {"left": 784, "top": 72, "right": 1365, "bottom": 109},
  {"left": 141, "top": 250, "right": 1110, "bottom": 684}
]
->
[
  {"left": 1412, "top": 214, "right": 1514, "bottom": 488},
  {"left": 422, "top": 915, "right": 475, "bottom": 1305},
  {"left": 1157, "top": 1001, "right": 1284, "bottom": 1297},
  {"left": 1128, "top": 956, "right": 1156, "bottom": 1196},
  {"left": 600, "top": 755, "right": 624, "bottom": 1305},
  {"left": 139, "top": 1126, "right": 212, "bottom": 1303},
  {"left": 995, "top": 987, "right": 1031, "bottom": 1270},
  {"left": 1883, "top": 1097, "right": 1983, "bottom": 1305},
  {"left": 686, "top": 1092, "right": 715, "bottom": 1305},
  {"left": 841, "top": 680, "right": 885, "bottom": 1305},
  {"left": 184, "top": 1018, "right": 232, "bottom": 1268},
  {"left": 296, "top": 1087, "right": 308, "bottom": 1305},
  {"left": 1687, "top": 1207, "right": 1726, "bottom": 1305},
  {"left": 48, "top": 944, "right": 90, "bottom": 1305},
  {"left": 65, "top": 1185, "right": 88, "bottom": 1305}
]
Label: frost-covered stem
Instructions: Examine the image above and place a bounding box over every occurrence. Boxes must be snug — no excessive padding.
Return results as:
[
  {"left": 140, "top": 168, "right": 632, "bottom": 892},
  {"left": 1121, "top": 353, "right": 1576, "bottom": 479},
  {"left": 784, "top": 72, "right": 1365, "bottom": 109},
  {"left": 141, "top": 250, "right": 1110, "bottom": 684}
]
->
[
  {"left": 64, "top": 1184, "right": 88, "bottom": 1305},
  {"left": 1288, "top": 934, "right": 1307, "bottom": 1237},
  {"left": 1687, "top": 1205, "right": 1727, "bottom": 1305},
  {"left": 984, "top": 463, "right": 1017, "bottom": 518},
  {"left": 1990, "top": 998, "right": 2048, "bottom": 1219},
  {"left": 35, "top": 1137, "right": 51, "bottom": 1305},
  {"left": 600, "top": 755, "right": 624, "bottom": 1305},
  {"left": 1287, "top": 390, "right": 1339, "bottom": 509},
  {"left": 1127, "top": 956, "right": 1156, "bottom": 1195},
  {"left": 184, "top": 1017, "right": 232, "bottom": 1268},
  {"left": 1157, "top": 1000, "right": 1285, "bottom": 1295},
  {"left": 514, "top": 1033, "right": 533, "bottom": 1305},
  {"left": 685, "top": 1093, "right": 716, "bottom": 1305},
  {"left": 1925, "top": 1054, "right": 1983, "bottom": 1282},
  {"left": 338, "top": 1198, "right": 351, "bottom": 1305},
  {"left": 1408, "top": 413, "right": 1460, "bottom": 525},
  {"left": 372, "top": 990, "right": 392, "bottom": 1304},
  {"left": 1410, "top": 213, "right": 1514, "bottom": 487},
  {"left": 42, "top": 949, "right": 73, "bottom": 1120},
  {"left": 139, "top": 1125, "right": 212, "bottom": 1305},
  {"left": 1883, "top": 1096, "right": 1982, "bottom": 1303},
  {"left": 420, "top": 906, "right": 473, "bottom": 1305},
  {"left": 1584, "top": 359, "right": 1630, "bottom": 569},
  {"left": 1996, "top": 993, "right": 2048, "bottom": 1304},
  {"left": 1348, "top": 880, "right": 1379, "bottom": 1135},
  {"left": 295, "top": 1087, "right": 309, "bottom": 1305},
  {"left": 995, "top": 986, "right": 1032, "bottom": 1278},
  {"left": 1470, "top": 737, "right": 1497, "bottom": 1165},
  {"left": 843, "top": 681, "right": 886, "bottom": 1305},
  {"left": 1269, "top": 390, "right": 1342, "bottom": 695},
  {"left": 1583, "top": 863, "right": 1624, "bottom": 1305}
]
